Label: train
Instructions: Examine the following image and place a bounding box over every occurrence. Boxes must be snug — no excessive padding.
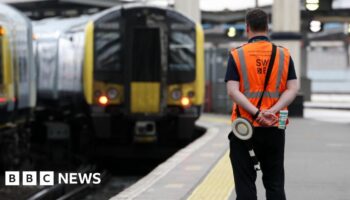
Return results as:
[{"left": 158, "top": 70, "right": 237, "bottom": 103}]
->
[
  {"left": 31, "top": 4, "right": 205, "bottom": 159},
  {"left": 0, "top": 3, "right": 36, "bottom": 169}
]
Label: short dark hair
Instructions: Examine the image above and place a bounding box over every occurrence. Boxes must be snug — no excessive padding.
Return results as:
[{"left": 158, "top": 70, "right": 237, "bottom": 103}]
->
[{"left": 246, "top": 9, "right": 268, "bottom": 32}]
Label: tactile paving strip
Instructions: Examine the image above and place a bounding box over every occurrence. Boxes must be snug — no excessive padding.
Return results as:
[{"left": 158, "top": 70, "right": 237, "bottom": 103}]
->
[{"left": 187, "top": 151, "right": 234, "bottom": 200}]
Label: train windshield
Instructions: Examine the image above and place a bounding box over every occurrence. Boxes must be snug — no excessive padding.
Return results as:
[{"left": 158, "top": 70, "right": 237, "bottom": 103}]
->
[
  {"left": 168, "top": 30, "right": 196, "bottom": 83},
  {"left": 94, "top": 20, "right": 122, "bottom": 83}
]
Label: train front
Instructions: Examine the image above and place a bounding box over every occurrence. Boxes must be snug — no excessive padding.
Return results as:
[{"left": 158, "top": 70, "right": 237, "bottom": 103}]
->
[{"left": 84, "top": 5, "right": 204, "bottom": 145}]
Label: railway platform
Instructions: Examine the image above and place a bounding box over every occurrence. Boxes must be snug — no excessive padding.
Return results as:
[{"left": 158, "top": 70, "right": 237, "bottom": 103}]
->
[{"left": 111, "top": 113, "right": 350, "bottom": 200}]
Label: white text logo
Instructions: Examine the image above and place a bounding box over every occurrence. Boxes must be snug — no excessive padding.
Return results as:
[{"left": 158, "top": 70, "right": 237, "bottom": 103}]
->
[{"left": 5, "top": 171, "right": 101, "bottom": 186}]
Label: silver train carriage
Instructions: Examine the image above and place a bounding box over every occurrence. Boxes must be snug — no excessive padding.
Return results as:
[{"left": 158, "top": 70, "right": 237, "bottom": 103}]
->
[
  {"left": 32, "top": 17, "right": 91, "bottom": 157},
  {"left": 0, "top": 3, "right": 36, "bottom": 169},
  {"left": 33, "top": 16, "right": 88, "bottom": 107}
]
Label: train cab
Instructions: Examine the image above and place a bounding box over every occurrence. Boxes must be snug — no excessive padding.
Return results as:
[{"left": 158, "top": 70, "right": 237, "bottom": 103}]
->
[{"left": 84, "top": 5, "right": 205, "bottom": 143}]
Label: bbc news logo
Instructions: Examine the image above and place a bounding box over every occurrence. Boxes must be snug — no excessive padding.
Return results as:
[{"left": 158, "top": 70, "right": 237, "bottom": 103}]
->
[{"left": 5, "top": 171, "right": 101, "bottom": 186}]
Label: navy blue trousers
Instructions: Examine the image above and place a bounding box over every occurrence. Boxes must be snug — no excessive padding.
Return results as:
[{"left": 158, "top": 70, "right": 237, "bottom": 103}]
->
[{"left": 229, "top": 127, "right": 286, "bottom": 200}]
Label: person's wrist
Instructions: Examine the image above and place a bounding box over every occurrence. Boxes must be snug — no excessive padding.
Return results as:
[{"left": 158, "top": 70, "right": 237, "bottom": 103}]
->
[
  {"left": 253, "top": 109, "right": 260, "bottom": 119},
  {"left": 269, "top": 108, "right": 278, "bottom": 114}
]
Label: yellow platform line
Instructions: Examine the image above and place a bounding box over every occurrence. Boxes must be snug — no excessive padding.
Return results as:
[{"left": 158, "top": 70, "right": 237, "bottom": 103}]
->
[{"left": 187, "top": 151, "right": 234, "bottom": 200}]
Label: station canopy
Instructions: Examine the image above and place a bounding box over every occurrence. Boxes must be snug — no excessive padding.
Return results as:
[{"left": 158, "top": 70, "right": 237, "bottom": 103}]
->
[
  {"left": 4, "top": 0, "right": 350, "bottom": 10},
  {"left": 3, "top": 0, "right": 350, "bottom": 21}
]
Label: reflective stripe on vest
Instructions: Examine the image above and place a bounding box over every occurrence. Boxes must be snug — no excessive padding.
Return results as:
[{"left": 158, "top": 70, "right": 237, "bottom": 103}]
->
[
  {"left": 237, "top": 47, "right": 285, "bottom": 99},
  {"left": 237, "top": 48, "right": 250, "bottom": 92},
  {"left": 275, "top": 47, "right": 285, "bottom": 91},
  {"left": 244, "top": 91, "right": 280, "bottom": 98}
]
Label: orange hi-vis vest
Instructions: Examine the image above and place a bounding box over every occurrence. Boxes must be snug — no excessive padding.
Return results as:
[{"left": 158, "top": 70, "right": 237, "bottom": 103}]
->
[{"left": 230, "top": 41, "right": 290, "bottom": 127}]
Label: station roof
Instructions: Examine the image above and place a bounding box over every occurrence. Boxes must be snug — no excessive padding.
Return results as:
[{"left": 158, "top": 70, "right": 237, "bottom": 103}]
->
[
  {"left": 4, "top": 0, "right": 350, "bottom": 23},
  {"left": 2, "top": 0, "right": 122, "bottom": 7},
  {"left": 5, "top": 0, "right": 350, "bottom": 11},
  {"left": 2, "top": 0, "right": 123, "bottom": 19}
]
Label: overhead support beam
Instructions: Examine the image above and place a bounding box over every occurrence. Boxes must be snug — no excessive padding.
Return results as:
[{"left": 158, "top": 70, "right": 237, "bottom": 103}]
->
[
  {"left": 202, "top": 6, "right": 271, "bottom": 24},
  {"left": 3, "top": 0, "right": 122, "bottom": 7},
  {"left": 301, "top": 8, "right": 350, "bottom": 23},
  {"left": 6, "top": 0, "right": 125, "bottom": 19},
  {"left": 312, "top": 16, "right": 350, "bottom": 23},
  {"left": 60, "top": 0, "right": 121, "bottom": 7}
]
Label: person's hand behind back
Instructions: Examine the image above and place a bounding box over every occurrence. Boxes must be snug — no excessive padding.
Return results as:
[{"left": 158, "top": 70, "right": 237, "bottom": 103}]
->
[{"left": 256, "top": 110, "right": 278, "bottom": 126}]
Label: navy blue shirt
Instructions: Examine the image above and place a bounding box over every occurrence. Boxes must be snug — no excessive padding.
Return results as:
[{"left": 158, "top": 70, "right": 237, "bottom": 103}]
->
[{"left": 225, "top": 36, "right": 297, "bottom": 82}]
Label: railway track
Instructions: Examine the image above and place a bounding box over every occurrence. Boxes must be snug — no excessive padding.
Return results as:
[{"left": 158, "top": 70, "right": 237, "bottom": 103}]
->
[{"left": 0, "top": 126, "right": 205, "bottom": 200}]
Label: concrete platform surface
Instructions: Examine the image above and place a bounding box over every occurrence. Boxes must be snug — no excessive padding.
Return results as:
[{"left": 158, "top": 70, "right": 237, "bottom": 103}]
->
[{"left": 110, "top": 113, "right": 350, "bottom": 200}]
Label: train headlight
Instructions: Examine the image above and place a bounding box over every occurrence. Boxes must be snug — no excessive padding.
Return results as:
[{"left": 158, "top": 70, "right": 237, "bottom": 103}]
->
[
  {"left": 98, "top": 95, "right": 109, "bottom": 106},
  {"left": 181, "top": 97, "right": 191, "bottom": 108},
  {"left": 0, "top": 26, "right": 5, "bottom": 36},
  {"left": 107, "top": 88, "right": 118, "bottom": 99},
  {"left": 171, "top": 89, "right": 182, "bottom": 100}
]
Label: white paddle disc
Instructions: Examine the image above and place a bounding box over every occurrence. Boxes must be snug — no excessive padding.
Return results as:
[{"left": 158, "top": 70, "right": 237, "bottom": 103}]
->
[{"left": 231, "top": 118, "right": 253, "bottom": 140}]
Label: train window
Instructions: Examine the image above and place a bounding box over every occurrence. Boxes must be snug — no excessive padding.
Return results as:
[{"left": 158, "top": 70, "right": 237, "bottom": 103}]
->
[
  {"left": 19, "top": 55, "right": 28, "bottom": 83},
  {"left": 17, "top": 34, "right": 29, "bottom": 83},
  {"left": 95, "top": 31, "right": 121, "bottom": 71},
  {"left": 132, "top": 27, "right": 161, "bottom": 82},
  {"left": 168, "top": 31, "right": 196, "bottom": 83},
  {"left": 94, "top": 20, "right": 122, "bottom": 83}
]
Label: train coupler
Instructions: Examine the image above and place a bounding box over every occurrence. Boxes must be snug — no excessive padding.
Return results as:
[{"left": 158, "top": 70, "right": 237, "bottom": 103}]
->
[{"left": 133, "top": 121, "right": 157, "bottom": 143}]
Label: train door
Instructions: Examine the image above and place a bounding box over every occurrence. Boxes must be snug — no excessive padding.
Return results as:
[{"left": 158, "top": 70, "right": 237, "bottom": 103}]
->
[
  {"left": 130, "top": 27, "right": 161, "bottom": 113},
  {"left": 124, "top": 9, "right": 168, "bottom": 115}
]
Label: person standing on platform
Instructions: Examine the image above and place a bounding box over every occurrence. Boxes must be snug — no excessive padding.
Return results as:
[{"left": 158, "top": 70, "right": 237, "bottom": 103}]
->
[{"left": 225, "top": 9, "right": 298, "bottom": 200}]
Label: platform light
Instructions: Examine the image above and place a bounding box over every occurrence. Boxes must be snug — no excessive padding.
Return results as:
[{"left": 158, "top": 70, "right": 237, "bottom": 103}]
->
[
  {"left": 306, "top": 0, "right": 319, "bottom": 11},
  {"left": 348, "top": 24, "right": 350, "bottom": 34},
  {"left": 310, "top": 20, "right": 322, "bottom": 33},
  {"left": 227, "top": 27, "right": 236, "bottom": 38},
  {"left": 181, "top": 97, "right": 190, "bottom": 107},
  {"left": 98, "top": 95, "right": 109, "bottom": 105}
]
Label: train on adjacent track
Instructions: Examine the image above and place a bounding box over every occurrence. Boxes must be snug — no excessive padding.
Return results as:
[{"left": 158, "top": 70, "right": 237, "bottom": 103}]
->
[
  {"left": 0, "top": 3, "right": 36, "bottom": 169},
  {"left": 0, "top": 3, "right": 205, "bottom": 166}
]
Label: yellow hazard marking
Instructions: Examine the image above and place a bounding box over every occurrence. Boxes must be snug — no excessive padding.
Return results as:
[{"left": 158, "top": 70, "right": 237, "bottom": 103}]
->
[{"left": 187, "top": 151, "right": 234, "bottom": 200}]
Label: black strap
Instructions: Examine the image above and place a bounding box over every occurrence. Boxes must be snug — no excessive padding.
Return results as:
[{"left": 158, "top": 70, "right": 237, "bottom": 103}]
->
[
  {"left": 256, "top": 44, "right": 277, "bottom": 110},
  {"left": 236, "top": 44, "right": 277, "bottom": 117}
]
